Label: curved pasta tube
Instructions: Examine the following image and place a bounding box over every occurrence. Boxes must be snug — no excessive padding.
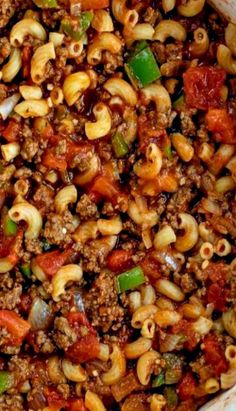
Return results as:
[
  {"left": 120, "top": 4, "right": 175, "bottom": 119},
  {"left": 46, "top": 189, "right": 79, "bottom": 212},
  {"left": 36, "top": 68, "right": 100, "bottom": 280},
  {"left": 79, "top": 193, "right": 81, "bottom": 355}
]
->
[
  {"left": 137, "top": 351, "right": 160, "bottom": 385},
  {"left": 14, "top": 99, "right": 49, "bottom": 118},
  {"left": 104, "top": 78, "right": 137, "bottom": 106},
  {"left": 175, "top": 213, "right": 199, "bottom": 252},
  {"left": 222, "top": 309, "right": 236, "bottom": 338},
  {"left": 225, "top": 23, "right": 236, "bottom": 56},
  {"left": 217, "top": 44, "right": 236, "bottom": 75},
  {"left": 189, "top": 28, "right": 209, "bottom": 57},
  {"left": 31, "top": 42, "right": 56, "bottom": 84},
  {"left": 2, "top": 48, "right": 22, "bottom": 83},
  {"left": 54, "top": 185, "right": 77, "bottom": 214},
  {"left": 128, "top": 200, "right": 158, "bottom": 229},
  {"left": 62, "top": 359, "right": 87, "bottom": 382},
  {"left": 154, "top": 225, "right": 176, "bottom": 250},
  {"left": 87, "top": 33, "right": 122, "bottom": 66},
  {"left": 9, "top": 201, "right": 42, "bottom": 239},
  {"left": 124, "top": 337, "right": 152, "bottom": 359},
  {"left": 51, "top": 264, "right": 83, "bottom": 301},
  {"left": 63, "top": 71, "right": 91, "bottom": 106},
  {"left": 154, "top": 309, "right": 181, "bottom": 328},
  {"left": 85, "top": 391, "right": 106, "bottom": 411},
  {"left": 111, "top": 0, "right": 138, "bottom": 27},
  {"left": 141, "top": 84, "right": 171, "bottom": 113},
  {"left": 155, "top": 279, "right": 185, "bottom": 302},
  {"left": 97, "top": 216, "right": 122, "bottom": 236},
  {"left": 162, "top": 0, "right": 176, "bottom": 12},
  {"left": 177, "top": 0, "right": 205, "bottom": 17},
  {"left": 124, "top": 23, "right": 154, "bottom": 46},
  {"left": 101, "top": 344, "right": 126, "bottom": 385},
  {"left": 1, "top": 142, "right": 20, "bottom": 162},
  {"left": 225, "top": 345, "right": 236, "bottom": 369},
  {"left": 75, "top": 154, "right": 100, "bottom": 186},
  {"left": 131, "top": 304, "right": 158, "bottom": 329},
  {"left": 10, "top": 19, "right": 47, "bottom": 47},
  {"left": 134, "top": 143, "right": 162, "bottom": 180},
  {"left": 123, "top": 107, "right": 137, "bottom": 144},
  {"left": 31, "top": 258, "right": 47, "bottom": 282},
  {"left": 221, "top": 368, "right": 236, "bottom": 390},
  {"left": 150, "top": 394, "right": 167, "bottom": 411},
  {"left": 19, "top": 85, "right": 43, "bottom": 100},
  {"left": 154, "top": 20, "right": 186, "bottom": 42},
  {"left": 92, "top": 10, "right": 114, "bottom": 32},
  {"left": 85, "top": 103, "right": 111, "bottom": 140},
  {"left": 73, "top": 221, "right": 98, "bottom": 244},
  {"left": 47, "top": 356, "right": 66, "bottom": 384}
]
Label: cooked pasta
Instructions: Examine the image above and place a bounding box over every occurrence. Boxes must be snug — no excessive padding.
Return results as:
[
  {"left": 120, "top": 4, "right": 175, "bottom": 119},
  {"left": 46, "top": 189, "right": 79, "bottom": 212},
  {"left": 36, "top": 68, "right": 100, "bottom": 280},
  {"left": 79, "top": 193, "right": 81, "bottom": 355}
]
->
[{"left": 0, "top": 1, "right": 235, "bottom": 410}]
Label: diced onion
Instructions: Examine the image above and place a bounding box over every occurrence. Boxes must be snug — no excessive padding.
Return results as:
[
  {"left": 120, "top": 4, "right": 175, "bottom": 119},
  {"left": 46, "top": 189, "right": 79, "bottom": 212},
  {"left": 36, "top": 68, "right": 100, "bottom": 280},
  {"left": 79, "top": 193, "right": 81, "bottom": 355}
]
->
[
  {"left": 28, "top": 297, "right": 52, "bottom": 330},
  {"left": 0, "top": 93, "right": 21, "bottom": 120}
]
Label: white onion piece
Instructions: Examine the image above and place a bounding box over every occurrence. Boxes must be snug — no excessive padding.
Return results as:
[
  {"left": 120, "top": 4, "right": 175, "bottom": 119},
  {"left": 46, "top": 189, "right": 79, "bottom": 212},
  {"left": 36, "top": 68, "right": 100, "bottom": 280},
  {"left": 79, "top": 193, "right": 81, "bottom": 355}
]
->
[
  {"left": 208, "top": 0, "right": 236, "bottom": 23},
  {"left": 159, "top": 333, "right": 184, "bottom": 353},
  {"left": 0, "top": 93, "right": 21, "bottom": 120},
  {"left": 28, "top": 297, "right": 52, "bottom": 330}
]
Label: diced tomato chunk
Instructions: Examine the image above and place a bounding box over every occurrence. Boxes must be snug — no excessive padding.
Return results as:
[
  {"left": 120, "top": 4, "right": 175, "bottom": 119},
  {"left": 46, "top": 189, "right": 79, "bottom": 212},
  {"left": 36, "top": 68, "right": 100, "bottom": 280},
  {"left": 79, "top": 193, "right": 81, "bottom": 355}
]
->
[
  {"left": 203, "top": 334, "right": 228, "bottom": 376},
  {"left": 35, "top": 249, "right": 72, "bottom": 277},
  {"left": 206, "top": 109, "right": 236, "bottom": 144},
  {"left": 81, "top": 0, "right": 109, "bottom": 10},
  {"left": 65, "top": 142, "right": 91, "bottom": 163},
  {"left": 42, "top": 150, "right": 67, "bottom": 171},
  {"left": 44, "top": 387, "right": 68, "bottom": 410},
  {"left": 177, "top": 372, "right": 196, "bottom": 401},
  {"left": 67, "top": 312, "right": 99, "bottom": 363},
  {"left": 68, "top": 399, "right": 88, "bottom": 411},
  {"left": 183, "top": 67, "right": 226, "bottom": 110},
  {"left": 140, "top": 252, "right": 161, "bottom": 281},
  {"left": 1, "top": 120, "right": 21, "bottom": 142},
  {"left": 204, "top": 262, "right": 228, "bottom": 284},
  {"left": 107, "top": 249, "right": 132, "bottom": 273},
  {"left": 172, "top": 319, "right": 198, "bottom": 351},
  {"left": 88, "top": 175, "right": 127, "bottom": 208},
  {"left": 0, "top": 310, "right": 31, "bottom": 345},
  {"left": 206, "top": 283, "right": 228, "bottom": 312}
]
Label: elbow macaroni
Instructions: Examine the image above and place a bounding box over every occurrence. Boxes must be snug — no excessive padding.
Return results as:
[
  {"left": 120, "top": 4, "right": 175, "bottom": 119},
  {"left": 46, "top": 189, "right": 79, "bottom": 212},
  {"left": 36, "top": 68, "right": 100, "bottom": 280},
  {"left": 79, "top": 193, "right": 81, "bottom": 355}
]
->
[
  {"left": 63, "top": 71, "right": 91, "bottom": 106},
  {"left": 31, "top": 42, "right": 56, "bottom": 84},
  {"left": 85, "top": 103, "right": 111, "bottom": 140},
  {"left": 9, "top": 201, "right": 42, "bottom": 239},
  {"left": 52, "top": 264, "right": 83, "bottom": 301}
]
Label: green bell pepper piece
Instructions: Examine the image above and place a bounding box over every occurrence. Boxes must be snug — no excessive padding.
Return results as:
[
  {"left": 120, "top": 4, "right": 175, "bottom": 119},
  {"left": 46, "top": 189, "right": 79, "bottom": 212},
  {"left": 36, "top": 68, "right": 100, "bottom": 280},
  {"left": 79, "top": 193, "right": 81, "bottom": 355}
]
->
[
  {"left": 20, "top": 263, "right": 31, "bottom": 278},
  {"left": 61, "top": 12, "right": 93, "bottom": 41},
  {"left": 0, "top": 371, "right": 13, "bottom": 394},
  {"left": 125, "top": 43, "right": 161, "bottom": 89},
  {"left": 112, "top": 133, "right": 129, "bottom": 158},
  {"left": 152, "top": 372, "right": 165, "bottom": 388},
  {"left": 164, "top": 387, "right": 178, "bottom": 407},
  {"left": 116, "top": 266, "right": 145, "bottom": 293},
  {"left": 32, "top": 0, "right": 58, "bottom": 8},
  {"left": 3, "top": 216, "right": 17, "bottom": 236}
]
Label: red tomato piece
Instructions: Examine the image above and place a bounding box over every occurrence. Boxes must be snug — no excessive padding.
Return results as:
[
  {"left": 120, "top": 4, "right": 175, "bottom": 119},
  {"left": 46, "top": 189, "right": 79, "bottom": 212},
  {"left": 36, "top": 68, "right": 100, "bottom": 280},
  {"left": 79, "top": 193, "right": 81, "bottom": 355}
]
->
[
  {"left": 35, "top": 249, "right": 72, "bottom": 277},
  {"left": 203, "top": 334, "right": 228, "bottom": 376},
  {"left": 206, "top": 283, "right": 228, "bottom": 312},
  {"left": 140, "top": 252, "right": 161, "bottom": 281},
  {"left": 42, "top": 150, "right": 67, "bottom": 171},
  {"left": 68, "top": 399, "right": 88, "bottom": 411},
  {"left": 204, "top": 262, "right": 228, "bottom": 285},
  {"left": 81, "top": 0, "right": 109, "bottom": 10},
  {"left": 106, "top": 249, "right": 132, "bottom": 273},
  {"left": 45, "top": 387, "right": 68, "bottom": 410},
  {"left": 2, "top": 120, "right": 21, "bottom": 142},
  {"left": 172, "top": 319, "right": 198, "bottom": 351},
  {"left": 206, "top": 109, "right": 236, "bottom": 144},
  {"left": 0, "top": 310, "right": 31, "bottom": 345},
  {"left": 0, "top": 233, "right": 14, "bottom": 258},
  {"left": 183, "top": 67, "right": 226, "bottom": 110},
  {"left": 67, "top": 312, "right": 99, "bottom": 363},
  {"left": 177, "top": 372, "right": 196, "bottom": 401},
  {"left": 65, "top": 142, "right": 92, "bottom": 163},
  {"left": 88, "top": 175, "right": 127, "bottom": 206}
]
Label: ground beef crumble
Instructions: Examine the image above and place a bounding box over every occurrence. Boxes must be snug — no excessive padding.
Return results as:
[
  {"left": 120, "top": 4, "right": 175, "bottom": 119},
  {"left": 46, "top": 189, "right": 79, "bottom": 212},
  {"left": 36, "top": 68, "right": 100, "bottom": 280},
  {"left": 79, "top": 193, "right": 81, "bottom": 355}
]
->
[
  {"left": 85, "top": 271, "right": 125, "bottom": 332},
  {"left": 53, "top": 317, "right": 77, "bottom": 350},
  {"left": 76, "top": 194, "right": 99, "bottom": 220}
]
